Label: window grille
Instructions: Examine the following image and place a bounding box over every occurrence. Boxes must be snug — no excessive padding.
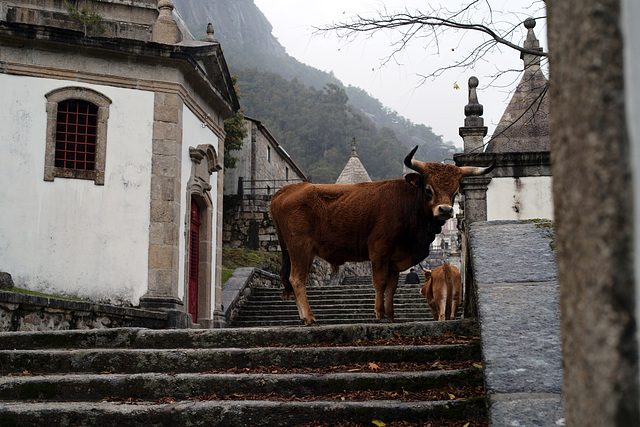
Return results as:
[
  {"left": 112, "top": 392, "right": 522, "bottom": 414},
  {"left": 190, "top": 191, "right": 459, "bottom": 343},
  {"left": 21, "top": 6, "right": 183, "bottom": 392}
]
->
[{"left": 54, "top": 100, "right": 99, "bottom": 170}]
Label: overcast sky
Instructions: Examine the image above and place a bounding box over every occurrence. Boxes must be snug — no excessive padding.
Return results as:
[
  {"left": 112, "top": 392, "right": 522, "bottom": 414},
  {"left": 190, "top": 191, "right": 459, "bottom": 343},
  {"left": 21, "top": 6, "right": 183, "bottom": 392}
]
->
[{"left": 252, "top": 0, "right": 547, "bottom": 147}]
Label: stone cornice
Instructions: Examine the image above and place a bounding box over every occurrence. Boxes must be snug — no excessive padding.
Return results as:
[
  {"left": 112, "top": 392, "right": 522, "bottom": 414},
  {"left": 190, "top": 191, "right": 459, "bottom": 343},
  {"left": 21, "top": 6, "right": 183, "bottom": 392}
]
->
[
  {"left": 454, "top": 151, "right": 551, "bottom": 178},
  {"left": 0, "top": 21, "right": 239, "bottom": 126}
]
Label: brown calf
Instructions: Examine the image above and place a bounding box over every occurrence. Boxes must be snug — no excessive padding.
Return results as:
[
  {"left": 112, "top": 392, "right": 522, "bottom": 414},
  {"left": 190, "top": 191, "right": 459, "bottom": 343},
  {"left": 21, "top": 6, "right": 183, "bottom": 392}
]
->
[{"left": 420, "top": 262, "right": 462, "bottom": 321}]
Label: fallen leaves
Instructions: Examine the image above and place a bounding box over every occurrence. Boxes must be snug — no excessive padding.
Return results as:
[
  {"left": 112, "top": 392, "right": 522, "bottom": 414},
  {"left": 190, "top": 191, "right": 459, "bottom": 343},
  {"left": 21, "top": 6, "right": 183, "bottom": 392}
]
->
[
  {"left": 260, "top": 333, "right": 478, "bottom": 349},
  {"left": 187, "top": 386, "right": 484, "bottom": 403},
  {"left": 201, "top": 360, "right": 480, "bottom": 375}
]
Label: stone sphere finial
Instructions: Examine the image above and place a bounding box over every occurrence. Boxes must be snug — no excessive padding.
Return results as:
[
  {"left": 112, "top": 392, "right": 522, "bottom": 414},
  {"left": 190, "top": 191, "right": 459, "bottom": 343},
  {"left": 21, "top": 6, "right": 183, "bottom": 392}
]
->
[
  {"left": 464, "top": 76, "right": 483, "bottom": 120},
  {"left": 158, "top": 0, "right": 174, "bottom": 12},
  {"left": 524, "top": 17, "right": 536, "bottom": 29}
]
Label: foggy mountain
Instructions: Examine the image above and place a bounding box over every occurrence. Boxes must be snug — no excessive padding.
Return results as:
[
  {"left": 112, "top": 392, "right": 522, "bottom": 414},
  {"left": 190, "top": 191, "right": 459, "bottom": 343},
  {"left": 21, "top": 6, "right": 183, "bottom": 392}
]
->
[{"left": 173, "top": 0, "right": 457, "bottom": 182}]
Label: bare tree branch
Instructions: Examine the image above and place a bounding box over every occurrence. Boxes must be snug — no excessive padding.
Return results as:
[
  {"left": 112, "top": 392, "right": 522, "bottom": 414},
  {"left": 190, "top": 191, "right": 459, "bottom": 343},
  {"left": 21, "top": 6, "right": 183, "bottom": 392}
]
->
[{"left": 314, "top": 1, "right": 547, "bottom": 82}]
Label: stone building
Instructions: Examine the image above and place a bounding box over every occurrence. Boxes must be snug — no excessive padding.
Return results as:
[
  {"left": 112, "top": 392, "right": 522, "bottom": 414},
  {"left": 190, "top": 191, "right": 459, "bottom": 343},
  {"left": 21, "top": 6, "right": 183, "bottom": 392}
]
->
[
  {"left": 0, "top": 0, "right": 240, "bottom": 328},
  {"left": 455, "top": 18, "right": 553, "bottom": 223},
  {"left": 223, "top": 117, "right": 306, "bottom": 251}
]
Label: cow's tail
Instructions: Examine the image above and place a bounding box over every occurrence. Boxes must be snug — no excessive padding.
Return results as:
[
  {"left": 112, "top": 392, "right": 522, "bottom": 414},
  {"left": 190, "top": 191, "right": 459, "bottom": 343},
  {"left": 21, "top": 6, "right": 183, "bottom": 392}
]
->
[{"left": 280, "top": 244, "right": 294, "bottom": 300}]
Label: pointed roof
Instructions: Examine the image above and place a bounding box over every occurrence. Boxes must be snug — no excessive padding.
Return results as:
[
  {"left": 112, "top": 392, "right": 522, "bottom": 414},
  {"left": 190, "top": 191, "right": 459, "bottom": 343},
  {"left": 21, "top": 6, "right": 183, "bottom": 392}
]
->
[
  {"left": 335, "top": 138, "right": 372, "bottom": 184},
  {"left": 486, "top": 18, "right": 549, "bottom": 153}
]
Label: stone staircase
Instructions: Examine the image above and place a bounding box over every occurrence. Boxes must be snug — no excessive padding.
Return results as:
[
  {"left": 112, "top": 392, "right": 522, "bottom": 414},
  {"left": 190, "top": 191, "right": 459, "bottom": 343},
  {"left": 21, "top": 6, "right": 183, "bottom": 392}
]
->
[
  {"left": 0, "top": 321, "right": 486, "bottom": 426},
  {"left": 230, "top": 275, "right": 454, "bottom": 327}
]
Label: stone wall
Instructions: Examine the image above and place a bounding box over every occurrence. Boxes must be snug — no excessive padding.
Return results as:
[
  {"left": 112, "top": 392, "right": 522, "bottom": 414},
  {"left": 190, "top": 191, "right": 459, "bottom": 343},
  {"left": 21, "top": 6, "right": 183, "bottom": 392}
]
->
[
  {"left": 222, "top": 194, "right": 279, "bottom": 251},
  {"left": 0, "top": 292, "right": 171, "bottom": 332}
]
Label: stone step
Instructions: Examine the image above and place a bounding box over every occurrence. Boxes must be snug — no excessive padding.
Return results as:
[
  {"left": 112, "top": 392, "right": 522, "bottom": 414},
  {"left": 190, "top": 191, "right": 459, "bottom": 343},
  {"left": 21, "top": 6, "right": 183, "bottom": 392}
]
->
[
  {"left": 231, "top": 284, "right": 461, "bottom": 327},
  {"left": 0, "top": 321, "right": 485, "bottom": 426},
  {"left": 251, "top": 283, "right": 425, "bottom": 294},
  {"left": 0, "top": 343, "right": 479, "bottom": 374},
  {"left": 0, "top": 369, "right": 483, "bottom": 401},
  {"left": 236, "top": 306, "right": 431, "bottom": 319},
  {"left": 0, "top": 399, "right": 486, "bottom": 426},
  {"left": 0, "top": 321, "right": 476, "bottom": 350}
]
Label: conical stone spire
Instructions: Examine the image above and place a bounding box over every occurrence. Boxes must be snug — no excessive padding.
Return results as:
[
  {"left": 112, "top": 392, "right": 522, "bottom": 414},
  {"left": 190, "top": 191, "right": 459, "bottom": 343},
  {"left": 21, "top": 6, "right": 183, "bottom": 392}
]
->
[
  {"left": 335, "top": 138, "right": 372, "bottom": 184},
  {"left": 486, "top": 17, "right": 549, "bottom": 153}
]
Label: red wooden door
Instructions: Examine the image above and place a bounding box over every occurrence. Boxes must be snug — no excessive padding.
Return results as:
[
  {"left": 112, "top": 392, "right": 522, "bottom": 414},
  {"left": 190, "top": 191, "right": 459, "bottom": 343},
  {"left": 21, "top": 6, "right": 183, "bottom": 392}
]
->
[{"left": 188, "top": 200, "right": 200, "bottom": 321}]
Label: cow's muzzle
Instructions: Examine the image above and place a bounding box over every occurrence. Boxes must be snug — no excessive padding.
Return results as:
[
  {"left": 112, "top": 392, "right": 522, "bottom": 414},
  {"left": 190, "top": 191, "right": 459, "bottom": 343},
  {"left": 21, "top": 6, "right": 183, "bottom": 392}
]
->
[{"left": 434, "top": 205, "right": 454, "bottom": 221}]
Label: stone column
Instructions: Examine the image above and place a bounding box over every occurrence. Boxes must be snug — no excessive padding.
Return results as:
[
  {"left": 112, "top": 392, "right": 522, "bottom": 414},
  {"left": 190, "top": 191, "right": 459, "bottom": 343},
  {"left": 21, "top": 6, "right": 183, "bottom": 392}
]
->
[
  {"left": 460, "top": 176, "right": 491, "bottom": 223},
  {"left": 458, "top": 76, "right": 491, "bottom": 223},
  {"left": 549, "top": 0, "right": 639, "bottom": 425},
  {"left": 140, "top": 92, "right": 188, "bottom": 328}
]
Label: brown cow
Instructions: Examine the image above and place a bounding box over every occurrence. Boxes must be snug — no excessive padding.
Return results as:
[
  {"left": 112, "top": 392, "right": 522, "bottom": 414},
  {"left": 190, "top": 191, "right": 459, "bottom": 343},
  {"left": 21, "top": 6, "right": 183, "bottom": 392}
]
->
[
  {"left": 420, "top": 263, "right": 462, "bottom": 321},
  {"left": 269, "top": 146, "right": 493, "bottom": 326}
]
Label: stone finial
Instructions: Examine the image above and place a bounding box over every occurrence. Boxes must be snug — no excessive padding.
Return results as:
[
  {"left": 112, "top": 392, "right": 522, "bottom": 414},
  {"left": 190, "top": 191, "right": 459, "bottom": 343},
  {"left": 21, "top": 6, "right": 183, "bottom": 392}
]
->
[
  {"left": 464, "top": 76, "right": 484, "bottom": 127},
  {"left": 521, "top": 17, "right": 543, "bottom": 71},
  {"left": 152, "top": 0, "right": 179, "bottom": 44},
  {"left": 351, "top": 137, "right": 358, "bottom": 157},
  {"left": 203, "top": 23, "right": 218, "bottom": 43},
  {"left": 158, "top": 0, "right": 174, "bottom": 17},
  {"left": 459, "top": 76, "right": 488, "bottom": 153}
]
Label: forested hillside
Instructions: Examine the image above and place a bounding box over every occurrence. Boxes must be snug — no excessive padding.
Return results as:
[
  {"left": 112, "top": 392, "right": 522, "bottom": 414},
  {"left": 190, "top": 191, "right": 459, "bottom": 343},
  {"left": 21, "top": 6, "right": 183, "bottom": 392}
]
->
[{"left": 173, "top": 0, "right": 457, "bottom": 182}]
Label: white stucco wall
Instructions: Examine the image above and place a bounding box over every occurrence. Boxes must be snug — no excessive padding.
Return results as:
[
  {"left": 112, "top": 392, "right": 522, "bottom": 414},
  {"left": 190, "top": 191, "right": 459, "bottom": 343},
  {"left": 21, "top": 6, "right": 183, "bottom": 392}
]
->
[
  {"left": 0, "top": 74, "right": 154, "bottom": 305},
  {"left": 180, "top": 107, "right": 220, "bottom": 318},
  {"left": 486, "top": 176, "right": 554, "bottom": 221}
]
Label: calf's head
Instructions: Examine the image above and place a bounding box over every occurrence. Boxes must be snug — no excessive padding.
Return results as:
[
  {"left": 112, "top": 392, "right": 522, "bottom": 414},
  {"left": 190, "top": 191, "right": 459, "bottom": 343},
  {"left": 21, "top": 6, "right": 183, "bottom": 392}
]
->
[{"left": 404, "top": 146, "right": 495, "bottom": 221}]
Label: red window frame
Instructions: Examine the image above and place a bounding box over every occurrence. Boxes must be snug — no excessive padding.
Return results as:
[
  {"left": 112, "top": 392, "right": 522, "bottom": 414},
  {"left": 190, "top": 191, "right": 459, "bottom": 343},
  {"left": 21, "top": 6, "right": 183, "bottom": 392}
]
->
[{"left": 54, "top": 100, "right": 99, "bottom": 171}]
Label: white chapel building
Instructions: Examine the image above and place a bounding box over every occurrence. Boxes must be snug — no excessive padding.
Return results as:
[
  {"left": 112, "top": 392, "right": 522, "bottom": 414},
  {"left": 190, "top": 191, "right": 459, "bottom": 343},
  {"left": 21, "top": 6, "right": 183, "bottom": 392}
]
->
[{"left": 0, "top": 0, "right": 240, "bottom": 327}]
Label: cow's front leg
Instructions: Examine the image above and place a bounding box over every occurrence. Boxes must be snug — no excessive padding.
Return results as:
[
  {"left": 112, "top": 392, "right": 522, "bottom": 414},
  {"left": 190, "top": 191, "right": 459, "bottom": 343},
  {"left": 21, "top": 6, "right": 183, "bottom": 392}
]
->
[
  {"left": 371, "top": 262, "right": 390, "bottom": 322},
  {"left": 383, "top": 272, "right": 399, "bottom": 322}
]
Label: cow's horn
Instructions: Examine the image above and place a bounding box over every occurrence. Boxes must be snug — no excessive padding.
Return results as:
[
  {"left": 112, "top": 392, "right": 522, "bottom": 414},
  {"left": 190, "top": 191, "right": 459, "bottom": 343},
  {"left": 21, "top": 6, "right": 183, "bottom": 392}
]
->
[
  {"left": 460, "top": 158, "right": 496, "bottom": 177},
  {"left": 404, "top": 145, "right": 421, "bottom": 172}
]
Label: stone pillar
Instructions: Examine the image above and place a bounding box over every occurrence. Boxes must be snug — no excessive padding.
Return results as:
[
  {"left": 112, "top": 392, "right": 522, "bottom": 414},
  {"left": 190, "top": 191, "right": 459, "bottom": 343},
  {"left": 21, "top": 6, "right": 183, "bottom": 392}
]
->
[
  {"left": 459, "top": 76, "right": 488, "bottom": 153},
  {"left": 548, "top": 0, "right": 640, "bottom": 425},
  {"left": 458, "top": 76, "right": 491, "bottom": 223},
  {"left": 459, "top": 176, "right": 491, "bottom": 223},
  {"left": 140, "top": 92, "right": 187, "bottom": 327}
]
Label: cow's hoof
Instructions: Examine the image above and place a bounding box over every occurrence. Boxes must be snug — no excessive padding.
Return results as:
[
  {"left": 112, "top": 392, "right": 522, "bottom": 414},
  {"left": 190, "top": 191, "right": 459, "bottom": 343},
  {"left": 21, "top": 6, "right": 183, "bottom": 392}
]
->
[
  {"left": 374, "top": 316, "right": 391, "bottom": 324},
  {"left": 306, "top": 320, "right": 319, "bottom": 327}
]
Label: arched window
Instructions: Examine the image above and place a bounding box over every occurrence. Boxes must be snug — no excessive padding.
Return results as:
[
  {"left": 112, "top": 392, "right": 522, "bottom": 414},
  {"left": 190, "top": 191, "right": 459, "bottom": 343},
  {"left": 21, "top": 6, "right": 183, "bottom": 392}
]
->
[{"left": 44, "top": 87, "right": 111, "bottom": 185}]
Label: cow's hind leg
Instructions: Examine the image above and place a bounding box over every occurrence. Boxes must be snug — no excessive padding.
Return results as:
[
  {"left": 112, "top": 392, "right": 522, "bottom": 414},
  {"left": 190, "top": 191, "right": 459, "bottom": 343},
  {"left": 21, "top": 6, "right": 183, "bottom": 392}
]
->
[{"left": 288, "top": 254, "right": 317, "bottom": 326}]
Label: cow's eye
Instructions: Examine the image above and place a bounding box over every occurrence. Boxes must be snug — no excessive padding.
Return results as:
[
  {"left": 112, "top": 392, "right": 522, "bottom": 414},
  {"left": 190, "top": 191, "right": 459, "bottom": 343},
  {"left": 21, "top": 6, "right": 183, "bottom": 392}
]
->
[{"left": 424, "top": 188, "right": 433, "bottom": 201}]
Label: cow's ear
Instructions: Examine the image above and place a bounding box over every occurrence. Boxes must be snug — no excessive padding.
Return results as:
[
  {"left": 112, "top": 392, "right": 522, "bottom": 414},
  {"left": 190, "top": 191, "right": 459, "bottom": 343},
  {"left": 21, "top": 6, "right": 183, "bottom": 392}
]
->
[{"left": 405, "top": 173, "right": 423, "bottom": 188}]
